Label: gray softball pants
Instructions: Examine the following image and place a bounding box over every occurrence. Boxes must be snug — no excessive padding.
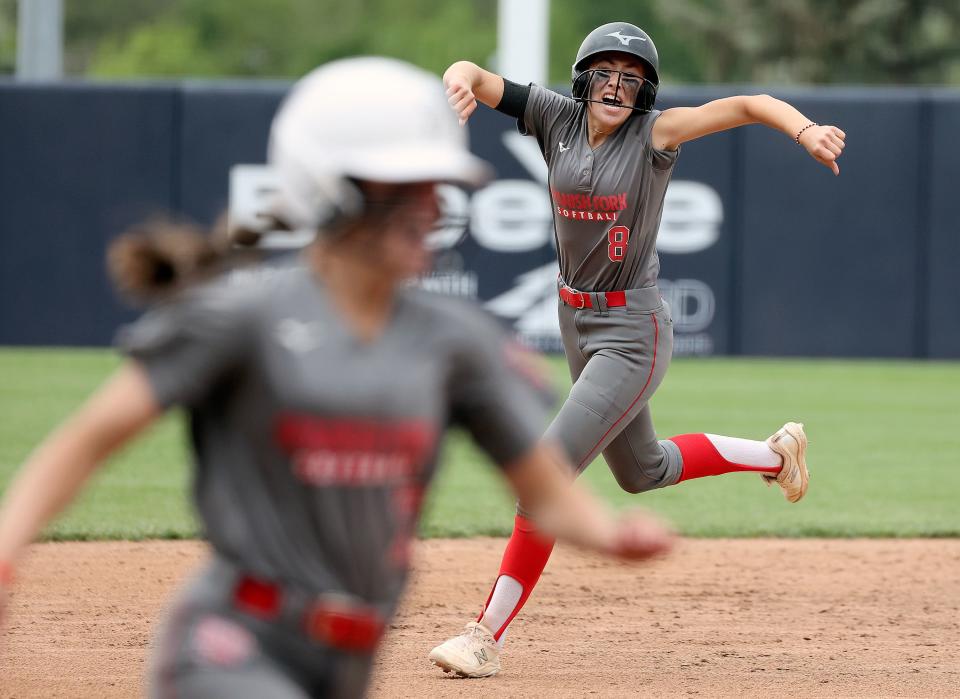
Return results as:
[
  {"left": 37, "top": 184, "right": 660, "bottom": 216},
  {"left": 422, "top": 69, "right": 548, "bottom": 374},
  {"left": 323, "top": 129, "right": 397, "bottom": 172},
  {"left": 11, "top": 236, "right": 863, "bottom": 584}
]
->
[{"left": 547, "top": 285, "right": 683, "bottom": 492}]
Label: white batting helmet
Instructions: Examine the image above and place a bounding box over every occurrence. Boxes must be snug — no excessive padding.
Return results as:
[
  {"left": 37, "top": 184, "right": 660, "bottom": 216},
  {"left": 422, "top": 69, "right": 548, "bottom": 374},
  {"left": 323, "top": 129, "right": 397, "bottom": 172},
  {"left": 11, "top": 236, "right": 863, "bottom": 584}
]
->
[{"left": 268, "top": 56, "right": 491, "bottom": 231}]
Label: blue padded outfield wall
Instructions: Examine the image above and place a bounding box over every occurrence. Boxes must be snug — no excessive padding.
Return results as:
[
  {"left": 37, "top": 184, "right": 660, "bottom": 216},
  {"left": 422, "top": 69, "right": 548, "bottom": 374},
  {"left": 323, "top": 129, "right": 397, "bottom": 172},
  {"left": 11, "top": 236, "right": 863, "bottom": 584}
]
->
[{"left": 0, "top": 80, "right": 957, "bottom": 358}]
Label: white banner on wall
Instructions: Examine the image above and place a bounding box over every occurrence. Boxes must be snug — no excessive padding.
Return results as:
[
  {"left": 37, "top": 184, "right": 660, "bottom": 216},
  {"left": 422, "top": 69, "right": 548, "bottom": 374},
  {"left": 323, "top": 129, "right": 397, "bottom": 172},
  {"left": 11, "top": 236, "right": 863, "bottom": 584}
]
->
[{"left": 228, "top": 127, "right": 724, "bottom": 356}]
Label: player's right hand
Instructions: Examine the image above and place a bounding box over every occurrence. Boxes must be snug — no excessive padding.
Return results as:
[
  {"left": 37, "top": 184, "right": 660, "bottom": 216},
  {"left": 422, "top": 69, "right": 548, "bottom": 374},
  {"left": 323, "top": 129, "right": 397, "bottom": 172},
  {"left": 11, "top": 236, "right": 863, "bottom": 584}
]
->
[
  {"left": 444, "top": 74, "right": 478, "bottom": 126},
  {"left": 609, "top": 510, "right": 675, "bottom": 561},
  {"left": 799, "top": 124, "right": 846, "bottom": 176}
]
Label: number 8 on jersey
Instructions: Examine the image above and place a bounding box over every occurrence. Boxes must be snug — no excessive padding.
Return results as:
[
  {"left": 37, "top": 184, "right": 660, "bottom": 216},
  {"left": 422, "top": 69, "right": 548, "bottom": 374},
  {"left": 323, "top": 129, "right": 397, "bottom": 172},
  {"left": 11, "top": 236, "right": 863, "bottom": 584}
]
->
[{"left": 607, "top": 225, "right": 630, "bottom": 262}]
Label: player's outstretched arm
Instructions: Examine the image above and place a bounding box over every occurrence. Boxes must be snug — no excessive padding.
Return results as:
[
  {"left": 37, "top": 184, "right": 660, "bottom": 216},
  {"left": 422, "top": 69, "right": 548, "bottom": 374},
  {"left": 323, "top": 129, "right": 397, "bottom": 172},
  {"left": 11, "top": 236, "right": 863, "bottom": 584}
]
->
[
  {"left": 652, "top": 95, "right": 846, "bottom": 175},
  {"left": 504, "top": 441, "right": 674, "bottom": 560},
  {"left": 442, "top": 61, "right": 505, "bottom": 126},
  {"left": 0, "top": 362, "right": 161, "bottom": 619}
]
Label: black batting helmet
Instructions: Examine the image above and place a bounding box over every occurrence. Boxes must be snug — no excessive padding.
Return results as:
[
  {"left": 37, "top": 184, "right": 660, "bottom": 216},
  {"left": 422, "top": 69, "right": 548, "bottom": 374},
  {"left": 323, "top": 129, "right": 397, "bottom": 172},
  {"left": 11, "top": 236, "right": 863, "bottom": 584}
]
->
[{"left": 571, "top": 22, "right": 660, "bottom": 113}]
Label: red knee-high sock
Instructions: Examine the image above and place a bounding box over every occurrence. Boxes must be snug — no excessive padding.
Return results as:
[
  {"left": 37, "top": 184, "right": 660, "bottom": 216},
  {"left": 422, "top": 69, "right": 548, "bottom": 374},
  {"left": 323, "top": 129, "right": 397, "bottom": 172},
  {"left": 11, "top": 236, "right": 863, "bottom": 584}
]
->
[
  {"left": 672, "top": 433, "right": 780, "bottom": 482},
  {"left": 478, "top": 514, "right": 555, "bottom": 640}
]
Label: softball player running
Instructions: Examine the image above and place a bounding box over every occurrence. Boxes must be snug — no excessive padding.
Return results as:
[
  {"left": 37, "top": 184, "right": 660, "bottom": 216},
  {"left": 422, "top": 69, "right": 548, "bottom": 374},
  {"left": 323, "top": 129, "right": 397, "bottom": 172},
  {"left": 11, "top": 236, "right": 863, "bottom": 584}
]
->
[
  {"left": 0, "top": 57, "right": 673, "bottom": 698},
  {"left": 429, "top": 21, "right": 846, "bottom": 678}
]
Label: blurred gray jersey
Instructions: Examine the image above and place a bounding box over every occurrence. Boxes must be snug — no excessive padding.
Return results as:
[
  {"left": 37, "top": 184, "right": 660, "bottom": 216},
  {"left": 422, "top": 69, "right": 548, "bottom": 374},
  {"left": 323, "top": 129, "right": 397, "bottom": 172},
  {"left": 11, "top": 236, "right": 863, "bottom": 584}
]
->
[
  {"left": 117, "top": 260, "right": 547, "bottom": 616},
  {"left": 520, "top": 85, "right": 680, "bottom": 292}
]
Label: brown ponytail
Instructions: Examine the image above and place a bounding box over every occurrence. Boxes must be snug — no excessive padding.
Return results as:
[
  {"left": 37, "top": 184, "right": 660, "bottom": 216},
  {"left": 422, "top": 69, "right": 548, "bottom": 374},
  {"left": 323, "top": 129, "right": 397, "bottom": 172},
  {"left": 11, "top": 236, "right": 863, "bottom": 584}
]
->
[{"left": 107, "top": 217, "right": 256, "bottom": 304}]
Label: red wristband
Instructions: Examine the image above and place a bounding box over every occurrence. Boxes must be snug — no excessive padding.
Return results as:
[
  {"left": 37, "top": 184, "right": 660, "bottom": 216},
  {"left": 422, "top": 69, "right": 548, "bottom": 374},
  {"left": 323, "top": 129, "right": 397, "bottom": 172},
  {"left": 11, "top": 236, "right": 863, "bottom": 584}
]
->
[{"left": 0, "top": 560, "right": 14, "bottom": 586}]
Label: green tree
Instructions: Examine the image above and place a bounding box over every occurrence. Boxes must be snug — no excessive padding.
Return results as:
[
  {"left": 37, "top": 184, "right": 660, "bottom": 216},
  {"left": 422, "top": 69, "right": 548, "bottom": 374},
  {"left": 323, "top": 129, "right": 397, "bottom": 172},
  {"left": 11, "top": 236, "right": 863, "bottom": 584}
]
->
[
  {"left": 0, "top": 0, "right": 16, "bottom": 74},
  {"left": 652, "top": 0, "right": 960, "bottom": 84},
  {"left": 64, "top": 0, "right": 175, "bottom": 72},
  {"left": 80, "top": 0, "right": 497, "bottom": 79},
  {"left": 4, "top": 0, "right": 957, "bottom": 85}
]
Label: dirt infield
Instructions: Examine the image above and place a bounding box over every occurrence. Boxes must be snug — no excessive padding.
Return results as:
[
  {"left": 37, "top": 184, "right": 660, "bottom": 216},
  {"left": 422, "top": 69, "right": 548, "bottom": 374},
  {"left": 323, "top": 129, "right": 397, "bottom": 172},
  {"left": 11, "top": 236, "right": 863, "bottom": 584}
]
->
[{"left": 1, "top": 539, "right": 958, "bottom": 698}]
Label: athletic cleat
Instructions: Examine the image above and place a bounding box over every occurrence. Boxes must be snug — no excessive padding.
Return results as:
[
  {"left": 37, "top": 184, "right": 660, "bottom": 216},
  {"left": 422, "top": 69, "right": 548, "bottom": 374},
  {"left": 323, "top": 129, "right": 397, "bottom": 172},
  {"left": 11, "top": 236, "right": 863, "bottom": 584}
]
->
[
  {"left": 762, "top": 422, "right": 809, "bottom": 503},
  {"left": 428, "top": 622, "right": 501, "bottom": 678}
]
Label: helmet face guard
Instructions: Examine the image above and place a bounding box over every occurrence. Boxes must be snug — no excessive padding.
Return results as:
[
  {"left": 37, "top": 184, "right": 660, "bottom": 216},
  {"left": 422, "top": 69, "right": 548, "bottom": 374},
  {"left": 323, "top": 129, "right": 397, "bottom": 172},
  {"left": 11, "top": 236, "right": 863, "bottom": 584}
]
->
[
  {"left": 571, "top": 68, "right": 657, "bottom": 113},
  {"left": 354, "top": 182, "right": 469, "bottom": 248}
]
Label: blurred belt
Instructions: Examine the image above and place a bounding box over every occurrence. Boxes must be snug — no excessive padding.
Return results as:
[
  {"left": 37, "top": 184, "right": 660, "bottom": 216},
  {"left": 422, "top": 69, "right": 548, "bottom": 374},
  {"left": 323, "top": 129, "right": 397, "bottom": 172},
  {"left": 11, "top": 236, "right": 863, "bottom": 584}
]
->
[{"left": 232, "top": 574, "right": 385, "bottom": 653}]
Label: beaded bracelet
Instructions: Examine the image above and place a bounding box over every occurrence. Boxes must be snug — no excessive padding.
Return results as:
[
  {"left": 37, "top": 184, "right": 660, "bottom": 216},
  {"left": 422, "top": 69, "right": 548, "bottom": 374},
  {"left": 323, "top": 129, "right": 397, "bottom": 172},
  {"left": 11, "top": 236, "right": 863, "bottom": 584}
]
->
[
  {"left": 795, "top": 122, "right": 818, "bottom": 143},
  {"left": 0, "top": 560, "right": 13, "bottom": 586}
]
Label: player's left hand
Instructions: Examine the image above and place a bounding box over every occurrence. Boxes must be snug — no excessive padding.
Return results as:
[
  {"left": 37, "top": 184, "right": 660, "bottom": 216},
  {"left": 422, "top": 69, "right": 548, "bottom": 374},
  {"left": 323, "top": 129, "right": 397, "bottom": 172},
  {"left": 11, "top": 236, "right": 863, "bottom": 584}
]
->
[{"left": 800, "top": 125, "right": 846, "bottom": 175}]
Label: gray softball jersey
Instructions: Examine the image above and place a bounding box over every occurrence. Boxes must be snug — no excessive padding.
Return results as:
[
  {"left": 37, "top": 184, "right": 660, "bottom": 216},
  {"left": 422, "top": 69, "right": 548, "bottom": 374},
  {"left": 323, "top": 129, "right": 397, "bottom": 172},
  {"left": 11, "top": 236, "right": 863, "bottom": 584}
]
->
[
  {"left": 117, "top": 260, "right": 547, "bottom": 616},
  {"left": 521, "top": 84, "right": 679, "bottom": 292},
  {"left": 509, "top": 85, "right": 686, "bottom": 494}
]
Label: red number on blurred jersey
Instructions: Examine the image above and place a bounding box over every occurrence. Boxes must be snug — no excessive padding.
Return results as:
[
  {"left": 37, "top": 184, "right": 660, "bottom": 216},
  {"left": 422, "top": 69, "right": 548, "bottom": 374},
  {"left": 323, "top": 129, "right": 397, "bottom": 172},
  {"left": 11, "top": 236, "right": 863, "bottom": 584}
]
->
[{"left": 607, "top": 225, "right": 630, "bottom": 262}]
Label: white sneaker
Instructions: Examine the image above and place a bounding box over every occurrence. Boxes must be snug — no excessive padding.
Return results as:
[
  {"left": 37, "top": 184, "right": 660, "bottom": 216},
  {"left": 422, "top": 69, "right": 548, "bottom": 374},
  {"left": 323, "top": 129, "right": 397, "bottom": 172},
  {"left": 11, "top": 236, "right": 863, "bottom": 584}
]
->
[
  {"left": 762, "top": 422, "right": 809, "bottom": 503},
  {"left": 428, "top": 622, "right": 501, "bottom": 678}
]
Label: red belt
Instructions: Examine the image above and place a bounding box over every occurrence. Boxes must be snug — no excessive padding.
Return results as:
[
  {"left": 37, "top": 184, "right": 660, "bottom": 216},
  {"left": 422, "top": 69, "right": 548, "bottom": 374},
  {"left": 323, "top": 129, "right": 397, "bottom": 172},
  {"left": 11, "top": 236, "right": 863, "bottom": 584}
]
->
[
  {"left": 559, "top": 285, "right": 627, "bottom": 309},
  {"left": 233, "top": 575, "right": 385, "bottom": 653}
]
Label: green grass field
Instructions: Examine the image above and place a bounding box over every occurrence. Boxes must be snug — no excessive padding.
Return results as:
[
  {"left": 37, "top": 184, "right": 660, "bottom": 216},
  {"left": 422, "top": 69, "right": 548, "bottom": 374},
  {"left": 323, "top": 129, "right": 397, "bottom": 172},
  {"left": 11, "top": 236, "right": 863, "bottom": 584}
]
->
[{"left": 1, "top": 348, "right": 958, "bottom": 539}]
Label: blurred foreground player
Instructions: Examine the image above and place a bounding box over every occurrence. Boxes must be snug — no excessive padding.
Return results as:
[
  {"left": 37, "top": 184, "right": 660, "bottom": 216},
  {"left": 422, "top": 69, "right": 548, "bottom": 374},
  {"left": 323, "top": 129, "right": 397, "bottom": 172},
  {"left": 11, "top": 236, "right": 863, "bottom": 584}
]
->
[{"left": 0, "top": 57, "right": 673, "bottom": 698}]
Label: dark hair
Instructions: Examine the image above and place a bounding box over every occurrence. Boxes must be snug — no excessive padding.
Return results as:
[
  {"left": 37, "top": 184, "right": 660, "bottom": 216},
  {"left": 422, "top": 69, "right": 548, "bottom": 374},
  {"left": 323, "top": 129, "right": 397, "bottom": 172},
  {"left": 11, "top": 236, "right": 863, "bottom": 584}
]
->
[{"left": 107, "top": 217, "right": 257, "bottom": 304}]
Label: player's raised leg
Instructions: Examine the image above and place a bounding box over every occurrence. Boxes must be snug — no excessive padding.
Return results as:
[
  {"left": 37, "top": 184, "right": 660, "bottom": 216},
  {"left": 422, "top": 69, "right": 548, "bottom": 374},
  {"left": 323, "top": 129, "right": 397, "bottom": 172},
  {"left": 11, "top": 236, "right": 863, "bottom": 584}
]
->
[{"left": 605, "top": 415, "right": 809, "bottom": 503}]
